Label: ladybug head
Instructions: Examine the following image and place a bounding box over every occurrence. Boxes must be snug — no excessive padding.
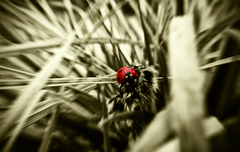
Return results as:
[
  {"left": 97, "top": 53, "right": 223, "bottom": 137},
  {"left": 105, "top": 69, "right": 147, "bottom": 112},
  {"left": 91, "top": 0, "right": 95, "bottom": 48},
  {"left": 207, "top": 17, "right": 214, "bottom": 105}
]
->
[{"left": 116, "top": 67, "right": 138, "bottom": 87}]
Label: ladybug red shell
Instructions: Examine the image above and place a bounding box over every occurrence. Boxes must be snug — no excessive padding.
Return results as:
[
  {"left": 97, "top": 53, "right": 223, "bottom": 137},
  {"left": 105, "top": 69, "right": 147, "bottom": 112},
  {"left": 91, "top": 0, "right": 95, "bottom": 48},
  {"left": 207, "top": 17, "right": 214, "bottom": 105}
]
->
[{"left": 116, "top": 67, "right": 138, "bottom": 84}]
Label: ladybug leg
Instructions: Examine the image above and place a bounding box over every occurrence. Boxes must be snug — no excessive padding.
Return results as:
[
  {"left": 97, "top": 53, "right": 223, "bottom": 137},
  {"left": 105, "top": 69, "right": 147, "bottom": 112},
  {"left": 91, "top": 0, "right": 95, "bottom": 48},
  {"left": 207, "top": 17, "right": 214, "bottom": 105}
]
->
[{"left": 119, "top": 84, "right": 123, "bottom": 90}]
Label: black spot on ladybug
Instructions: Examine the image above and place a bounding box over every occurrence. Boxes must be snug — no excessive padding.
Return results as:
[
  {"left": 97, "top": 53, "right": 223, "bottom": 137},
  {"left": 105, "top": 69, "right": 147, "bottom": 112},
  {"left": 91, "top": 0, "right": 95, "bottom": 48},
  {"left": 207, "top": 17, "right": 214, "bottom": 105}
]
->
[
  {"left": 125, "top": 72, "right": 131, "bottom": 76},
  {"left": 118, "top": 78, "right": 120, "bottom": 80},
  {"left": 119, "top": 70, "right": 122, "bottom": 73}
]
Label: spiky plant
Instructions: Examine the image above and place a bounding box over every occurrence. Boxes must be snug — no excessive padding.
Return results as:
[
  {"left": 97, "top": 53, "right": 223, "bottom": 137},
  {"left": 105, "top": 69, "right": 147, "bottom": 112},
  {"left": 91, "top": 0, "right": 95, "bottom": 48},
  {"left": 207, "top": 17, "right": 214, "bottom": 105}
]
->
[{"left": 108, "top": 63, "right": 158, "bottom": 141}]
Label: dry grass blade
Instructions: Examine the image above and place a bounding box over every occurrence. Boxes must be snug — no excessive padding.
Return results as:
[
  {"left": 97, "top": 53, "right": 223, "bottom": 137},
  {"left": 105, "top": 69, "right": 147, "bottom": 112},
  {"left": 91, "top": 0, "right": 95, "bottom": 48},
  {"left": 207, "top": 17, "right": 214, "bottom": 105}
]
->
[
  {"left": 137, "top": 0, "right": 153, "bottom": 65},
  {"left": 82, "top": 0, "right": 132, "bottom": 43},
  {"left": 204, "top": 51, "right": 220, "bottom": 60},
  {"left": 0, "top": 1, "right": 63, "bottom": 38},
  {"left": 0, "top": 33, "right": 75, "bottom": 151},
  {"left": 168, "top": 15, "right": 208, "bottom": 152},
  {"left": 64, "top": 0, "right": 79, "bottom": 36},
  {"left": 38, "top": 104, "right": 58, "bottom": 152},
  {"left": 201, "top": 54, "right": 240, "bottom": 69},
  {"left": 109, "top": 0, "right": 135, "bottom": 39},
  {"left": 0, "top": 76, "right": 171, "bottom": 90},
  {"left": 23, "top": 99, "right": 57, "bottom": 130},
  {"left": 0, "top": 77, "right": 116, "bottom": 84},
  {"left": 197, "top": 9, "right": 240, "bottom": 52},
  {"left": 2, "top": 90, "right": 47, "bottom": 152},
  {"left": 203, "top": 34, "right": 230, "bottom": 94},
  {"left": 72, "top": 0, "right": 112, "bottom": 28},
  {"left": 117, "top": 45, "right": 131, "bottom": 66},
  {"left": 0, "top": 38, "right": 143, "bottom": 57},
  {"left": 153, "top": 116, "right": 225, "bottom": 152},
  {"left": 0, "top": 14, "right": 24, "bottom": 43},
  {"left": 131, "top": 110, "right": 170, "bottom": 152},
  {"left": 225, "top": 28, "right": 240, "bottom": 47},
  {"left": 0, "top": 39, "right": 62, "bottom": 57},
  {"left": 154, "top": 1, "right": 168, "bottom": 44},
  {"left": 85, "top": 38, "right": 144, "bottom": 46},
  {"left": 38, "top": 0, "right": 65, "bottom": 35},
  {"left": 48, "top": 92, "right": 93, "bottom": 118},
  {"left": 199, "top": 33, "right": 224, "bottom": 64},
  {"left": 0, "top": 65, "right": 36, "bottom": 77},
  {"left": 3, "top": 99, "right": 56, "bottom": 140},
  {"left": 98, "top": 85, "right": 111, "bottom": 152},
  {"left": 109, "top": 40, "right": 123, "bottom": 67}
]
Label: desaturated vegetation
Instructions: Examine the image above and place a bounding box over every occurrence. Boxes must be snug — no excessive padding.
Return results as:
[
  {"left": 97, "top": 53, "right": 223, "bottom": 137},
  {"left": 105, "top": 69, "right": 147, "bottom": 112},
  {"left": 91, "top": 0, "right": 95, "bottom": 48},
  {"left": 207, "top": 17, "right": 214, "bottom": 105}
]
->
[{"left": 0, "top": 0, "right": 240, "bottom": 152}]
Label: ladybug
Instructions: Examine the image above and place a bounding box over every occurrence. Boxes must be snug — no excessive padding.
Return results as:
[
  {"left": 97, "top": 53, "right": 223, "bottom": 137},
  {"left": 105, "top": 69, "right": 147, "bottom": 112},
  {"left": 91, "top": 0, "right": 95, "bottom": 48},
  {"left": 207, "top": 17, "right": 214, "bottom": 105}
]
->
[{"left": 116, "top": 67, "right": 138, "bottom": 85}]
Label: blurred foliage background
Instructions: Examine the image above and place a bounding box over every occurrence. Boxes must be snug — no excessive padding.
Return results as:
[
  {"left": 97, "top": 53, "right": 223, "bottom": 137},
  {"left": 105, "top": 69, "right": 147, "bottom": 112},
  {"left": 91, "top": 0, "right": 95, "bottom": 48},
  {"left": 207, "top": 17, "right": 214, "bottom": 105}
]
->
[{"left": 0, "top": 0, "right": 240, "bottom": 152}]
